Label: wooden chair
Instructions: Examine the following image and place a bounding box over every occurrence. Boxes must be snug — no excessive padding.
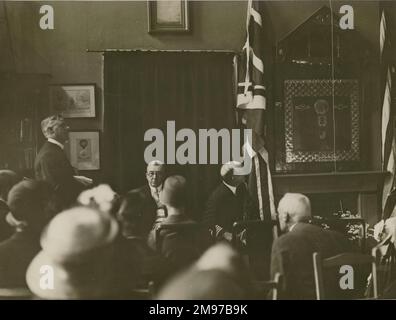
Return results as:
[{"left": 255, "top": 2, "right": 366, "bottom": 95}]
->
[
  {"left": 313, "top": 251, "right": 377, "bottom": 300},
  {"left": 154, "top": 221, "right": 211, "bottom": 253},
  {"left": 254, "top": 272, "right": 283, "bottom": 300},
  {"left": 129, "top": 281, "right": 156, "bottom": 300}
]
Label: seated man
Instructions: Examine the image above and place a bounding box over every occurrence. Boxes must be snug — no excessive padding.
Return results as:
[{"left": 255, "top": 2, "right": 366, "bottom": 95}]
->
[
  {"left": 203, "top": 161, "right": 252, "bottom": 242},
  {"left": 118, "top": 160, "right": 167, "bottom": 240},
  {"left": 0, "top": 170, "right": 21, "bottom": 241},
  {"left": 271, "top": 193, "right": 356, "bottom": 300}
]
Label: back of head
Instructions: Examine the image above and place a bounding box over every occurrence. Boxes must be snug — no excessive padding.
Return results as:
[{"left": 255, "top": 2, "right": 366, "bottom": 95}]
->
[
  {"left": 278, "top": 193, "right": 311, "bottom": 223},
  {"left": 220, "top": 161, "right": 244, "bottom": 185},
  {"left": 7, "top": 180, "right": 54, "bottom": 231},
  {"left": 0, "top": 170, "right": 21, "bottom": 200},
  {"left": 159, "top": 175, "right": 187, "bottom": 209},
  {"left": 117, "top": 190, "right": 146, "bottom": 238},
  {"left": 157, "top": 243, "right": 250, "bottom": 300}
]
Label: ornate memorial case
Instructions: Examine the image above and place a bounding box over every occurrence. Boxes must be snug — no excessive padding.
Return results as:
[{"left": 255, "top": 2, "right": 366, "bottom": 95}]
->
[{"left": 274, "top": 6, "right": 372, "bottom": 173}]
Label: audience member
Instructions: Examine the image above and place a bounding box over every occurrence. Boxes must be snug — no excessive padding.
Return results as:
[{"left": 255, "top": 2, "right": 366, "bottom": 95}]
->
[
  {"left": 271, "top": 193, "right": 356, "bottom": 299},
  {"left": 148, "top": 176, "right": 210, "bottom": 273},
  {"left": 0, "top": 180, "right": 54, "bottom": 288},
  {"left": 373, "top": 217, "right": 396, "bottom": 298},
  {"left": 26, "top": 205, "right": 140, "bottom": 299},
  {"left": 0, "top": 170, "right": 21, "bottom": 241},
  {"left": 156, "top": 243, "right": 253, "bottom": 300}
]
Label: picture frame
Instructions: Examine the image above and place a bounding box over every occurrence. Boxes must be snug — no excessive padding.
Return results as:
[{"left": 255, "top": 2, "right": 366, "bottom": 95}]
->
[
  {"left": 68, "top": 131, "right": 100, "bottom": 170},
  {"left": 283, "top": 79, "right": 360, "bottom": 164},
  {"left": 49, "top": 84, "right": 96, "bottom": 118},
  {"left": 148, "top": 0, "right": 190, "bottom": 33}
]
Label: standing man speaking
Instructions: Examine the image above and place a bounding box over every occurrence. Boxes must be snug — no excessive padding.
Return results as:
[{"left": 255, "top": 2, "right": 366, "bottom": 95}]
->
[{"left": 35, "top": 115, "right": 92, "bottom": 209}]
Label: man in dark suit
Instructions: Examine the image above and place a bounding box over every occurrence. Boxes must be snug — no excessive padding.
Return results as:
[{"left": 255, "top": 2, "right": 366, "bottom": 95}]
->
[
  {"left": 34, "top": 115, "right": 90, "bottom": 209},
  {"left": 271, "top": 193, "right": 356, "bottom": 300},
  {"left": 118, "top": 160, "right": 167, "bottom": 240},
  {"left": 149, "top": 175, "right": 209, "bottom": 272},
  {"left": 204, "top": 161, "right": 251, "bottom": 242}
]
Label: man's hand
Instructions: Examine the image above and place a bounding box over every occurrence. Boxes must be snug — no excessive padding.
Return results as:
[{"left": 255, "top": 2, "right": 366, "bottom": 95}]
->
[{"left": 237, "top": 229, "right": 247, "bottom": 246}]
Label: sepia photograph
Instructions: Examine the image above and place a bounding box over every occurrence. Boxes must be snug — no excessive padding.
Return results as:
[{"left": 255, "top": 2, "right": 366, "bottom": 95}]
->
[
  {"left": 49, "top": 84, "right": 96, "bottom": 118},
  {"left": 0, "top": 0, "right": 395, "bottom": 307},
  {"left": 68, "top": 131, "right": 100, "bottom": 170}
]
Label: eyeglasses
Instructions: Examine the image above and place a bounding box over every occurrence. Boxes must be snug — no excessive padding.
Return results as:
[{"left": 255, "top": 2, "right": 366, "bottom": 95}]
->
[{"left": 146, "top": 171, "right": 164, "bottom": 178}]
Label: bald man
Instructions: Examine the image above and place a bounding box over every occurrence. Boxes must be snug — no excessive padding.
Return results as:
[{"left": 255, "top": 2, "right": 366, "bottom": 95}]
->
[
  {"left": 271, "top": 193, "right": 355, "bottom": 300},
  {"left": 203, "top": 162, "right": 254, "bottom": 242},
  {"left": 118, "top": 161, "right": 167, "bottom": 239}
]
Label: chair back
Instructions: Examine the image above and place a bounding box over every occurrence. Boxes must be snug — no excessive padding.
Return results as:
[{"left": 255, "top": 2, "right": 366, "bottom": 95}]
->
[
  {"left": 313, "top": 251, "right": 377, "bottom": 300},
  {"left": 155, "top": 221, "right": 212, "bottom": 254},
  {"left": 255, "top": 272, "right": 283, "bottom": 300}
]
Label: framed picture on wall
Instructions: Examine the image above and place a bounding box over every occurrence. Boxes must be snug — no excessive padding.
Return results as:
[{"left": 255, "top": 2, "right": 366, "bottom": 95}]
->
[
  {"left": 68, "top": 131, "right": 100, "bottom": 170},
  {"left": 49, "top": 84, "right": 96, "bottom": 118},
  {"left": 148, "top": 0, "right": 190, "bottom": 33}
]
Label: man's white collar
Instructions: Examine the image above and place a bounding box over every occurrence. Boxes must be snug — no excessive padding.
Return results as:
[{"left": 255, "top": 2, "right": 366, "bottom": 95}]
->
[
  {"left": 48, "top": 138, "right": 64, "bottom": 150},
  {"left": 223, "top": 181, "right": 237, "bottom": 195}
]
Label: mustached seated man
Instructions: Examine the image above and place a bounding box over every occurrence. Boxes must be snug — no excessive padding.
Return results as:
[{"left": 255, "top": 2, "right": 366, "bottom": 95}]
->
[
  {"left": 118, "top": 160, "right": 167, "bottom": 240},
  {"left": 271, "top": 193, "right": 359, "bottom": 300},
  {"left": 204, "top": 161, "right": 254, "bottom": 243}
]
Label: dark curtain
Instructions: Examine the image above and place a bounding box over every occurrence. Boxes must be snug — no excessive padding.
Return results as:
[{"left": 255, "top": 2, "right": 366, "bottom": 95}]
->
[{"left": 103, "top": 52, "right": 236, "bottom": 219}]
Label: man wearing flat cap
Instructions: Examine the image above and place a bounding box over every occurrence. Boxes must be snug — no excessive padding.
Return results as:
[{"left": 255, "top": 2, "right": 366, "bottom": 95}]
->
[
  {"left": 204, "top": 161, "right": 251, "bottom": 242},
  {"left": 118, "top": 160, "right": 167, "bottom": 239},
  {"left": 35, "top": 115, "right": 90, "bottom": 209}
]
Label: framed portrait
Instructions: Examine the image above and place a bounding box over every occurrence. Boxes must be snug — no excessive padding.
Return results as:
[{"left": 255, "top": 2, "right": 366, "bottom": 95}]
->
[
  {"left": 148, "top": 0, "right": 190, "bottom": 33},
  {"left": 49, "top": 84, "right": 96, "bottom": 118},
  {"left": 68, "top": 131, "right": 100, "bottom": 170}
]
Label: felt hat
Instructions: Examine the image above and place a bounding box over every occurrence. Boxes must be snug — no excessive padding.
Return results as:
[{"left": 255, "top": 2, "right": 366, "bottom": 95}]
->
[{"left": 26, "top": 206, "right": 120, "bottom": 299}]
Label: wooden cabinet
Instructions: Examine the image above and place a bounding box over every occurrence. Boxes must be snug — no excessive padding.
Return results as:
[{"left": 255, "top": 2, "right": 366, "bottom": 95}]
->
[{"left": 0, "top": 72, "right": 50, "bottom": 177}]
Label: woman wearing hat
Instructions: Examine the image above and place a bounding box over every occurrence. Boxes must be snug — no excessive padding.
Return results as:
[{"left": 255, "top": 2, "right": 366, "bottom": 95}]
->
[{"left": 26, "top": 205, "right": 141, "bottom": 299}]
